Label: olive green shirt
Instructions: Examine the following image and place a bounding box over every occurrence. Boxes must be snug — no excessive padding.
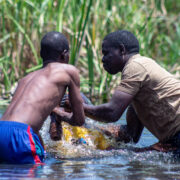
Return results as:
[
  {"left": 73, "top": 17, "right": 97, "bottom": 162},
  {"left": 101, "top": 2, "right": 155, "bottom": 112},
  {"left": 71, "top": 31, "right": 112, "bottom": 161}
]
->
[{"left": 117, "top": 54, "right": 180, "bottom": 141}]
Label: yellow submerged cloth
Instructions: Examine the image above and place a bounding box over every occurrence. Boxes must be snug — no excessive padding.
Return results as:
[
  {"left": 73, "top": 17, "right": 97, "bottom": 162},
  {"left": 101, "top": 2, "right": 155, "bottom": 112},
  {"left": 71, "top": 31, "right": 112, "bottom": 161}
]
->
[{"left": 56, "top": 122, "right": 114, "bottom": 150}]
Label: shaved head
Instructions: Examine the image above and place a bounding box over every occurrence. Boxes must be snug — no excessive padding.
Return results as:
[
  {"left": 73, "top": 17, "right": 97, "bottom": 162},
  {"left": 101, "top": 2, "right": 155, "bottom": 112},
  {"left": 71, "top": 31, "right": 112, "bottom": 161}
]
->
[{"left": 40, "top": 31, "right": 69, "bottom": 64}]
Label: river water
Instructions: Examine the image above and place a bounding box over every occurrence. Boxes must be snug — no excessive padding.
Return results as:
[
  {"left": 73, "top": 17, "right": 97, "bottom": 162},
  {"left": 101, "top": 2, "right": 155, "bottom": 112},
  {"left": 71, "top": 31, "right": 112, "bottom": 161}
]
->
[{"left": 0, "top": 106, "right": 180, "bottom": 180}]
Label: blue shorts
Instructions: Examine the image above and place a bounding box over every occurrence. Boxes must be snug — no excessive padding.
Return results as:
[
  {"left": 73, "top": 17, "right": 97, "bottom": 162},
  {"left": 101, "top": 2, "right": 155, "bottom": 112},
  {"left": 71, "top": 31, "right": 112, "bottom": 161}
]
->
[{"left": 0, "top": 121, "right": 44, "bottom": 164}]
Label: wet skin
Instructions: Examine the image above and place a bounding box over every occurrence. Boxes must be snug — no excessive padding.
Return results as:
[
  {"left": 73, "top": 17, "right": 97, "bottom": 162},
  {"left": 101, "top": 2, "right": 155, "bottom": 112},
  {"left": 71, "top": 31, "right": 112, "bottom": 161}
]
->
[
  {"left": 83, "top": 40, "right": 177, "bottom": 152},
  {"left": 83, "top": 40, "right": 135, "bottom": 126},
  {"left": 1, "top": 51, "right": 85, "bottom": 142},
  {"left": 61, "top": 40, "right": 142, "bottom": 143},
  {"left": 82, "top": 40, "right": 162, "bottom": 149}
]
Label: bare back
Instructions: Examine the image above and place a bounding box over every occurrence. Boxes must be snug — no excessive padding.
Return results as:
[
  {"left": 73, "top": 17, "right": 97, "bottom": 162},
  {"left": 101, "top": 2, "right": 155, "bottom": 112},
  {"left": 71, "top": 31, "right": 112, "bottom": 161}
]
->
[{"left": 1, "top": 63, "right": 83, "bottom": 133}]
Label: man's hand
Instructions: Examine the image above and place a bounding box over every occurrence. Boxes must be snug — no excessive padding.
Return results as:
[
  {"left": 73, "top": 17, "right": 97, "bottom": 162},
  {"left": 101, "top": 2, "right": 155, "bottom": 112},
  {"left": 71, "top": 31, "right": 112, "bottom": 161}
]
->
[
  {"left": 52, "top": 106, "right": 60, "bottom": 114},
  {"left": 60, "top": 94, "right": 72, "bottom": 112},
  {"left": 61, "top": 92, "right": 91, "bottom": 112},
  {"left": 52, "top": 106, "right": 84, "bottom": 126}
]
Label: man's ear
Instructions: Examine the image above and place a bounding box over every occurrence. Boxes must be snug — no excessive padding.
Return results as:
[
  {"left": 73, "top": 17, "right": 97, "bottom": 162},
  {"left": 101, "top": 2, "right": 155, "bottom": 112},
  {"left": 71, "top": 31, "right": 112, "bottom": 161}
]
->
[
  {"left": 119, "top": 44, "right": 126, "bottom": 55},
  {"left": 60, "top": 49, "right": 69, "bottom": 63},
  {"left": 60, "top": 50, "right": 65, "bottom": 61}
]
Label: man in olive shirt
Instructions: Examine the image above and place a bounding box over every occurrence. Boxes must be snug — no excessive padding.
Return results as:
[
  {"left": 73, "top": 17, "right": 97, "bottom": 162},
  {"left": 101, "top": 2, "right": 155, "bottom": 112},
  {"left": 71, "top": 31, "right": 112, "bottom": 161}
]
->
[{"left": 82, "top": 30, "right": 180, "bottom": 153}]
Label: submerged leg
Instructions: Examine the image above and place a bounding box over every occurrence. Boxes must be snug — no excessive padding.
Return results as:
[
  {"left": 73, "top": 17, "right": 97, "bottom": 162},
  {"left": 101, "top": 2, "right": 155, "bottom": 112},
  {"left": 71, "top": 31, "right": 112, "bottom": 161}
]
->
[{"left": 132, "top": 142, "right": 177, "bottom": 152}]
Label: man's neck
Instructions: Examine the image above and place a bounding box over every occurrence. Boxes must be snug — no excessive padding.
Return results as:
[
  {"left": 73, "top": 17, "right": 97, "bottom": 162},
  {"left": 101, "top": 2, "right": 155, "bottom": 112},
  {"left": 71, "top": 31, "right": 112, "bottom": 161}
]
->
[
  {"left": 43, "top": 60, "right": 60, "bottom": 68},
  {"left": 121, "top": 53, "right": 139, "bottom": 71},
  {"left": 126, "top": 52, "right": 139, "bottom": 61}
]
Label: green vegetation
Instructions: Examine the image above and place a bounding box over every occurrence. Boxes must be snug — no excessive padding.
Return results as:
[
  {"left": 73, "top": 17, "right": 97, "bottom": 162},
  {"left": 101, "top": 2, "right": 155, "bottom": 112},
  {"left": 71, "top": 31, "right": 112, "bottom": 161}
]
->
[{"left": 0, "top": 0, "right": 180, "bottom": 104}]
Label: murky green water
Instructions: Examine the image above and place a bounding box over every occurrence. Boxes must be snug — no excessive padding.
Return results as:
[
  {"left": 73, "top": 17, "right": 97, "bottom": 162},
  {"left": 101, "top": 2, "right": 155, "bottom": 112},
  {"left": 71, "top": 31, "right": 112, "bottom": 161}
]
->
[{"left": 0, "top": 106, "right": 180, "bottom": 180}]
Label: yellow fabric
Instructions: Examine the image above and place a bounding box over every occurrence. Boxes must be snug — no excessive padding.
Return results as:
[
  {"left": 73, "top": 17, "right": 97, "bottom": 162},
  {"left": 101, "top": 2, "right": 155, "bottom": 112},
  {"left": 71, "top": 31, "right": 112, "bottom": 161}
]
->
[{"left": 56, "top": 122, "right": 113, "bottom": 150}]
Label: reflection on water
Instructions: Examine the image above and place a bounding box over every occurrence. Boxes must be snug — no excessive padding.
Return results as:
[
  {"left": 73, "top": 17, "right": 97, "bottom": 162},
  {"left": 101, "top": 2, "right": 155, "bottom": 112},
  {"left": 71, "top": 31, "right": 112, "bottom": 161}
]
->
[
  {"left": 1, "top": 106, "right": 180, "bottom": 179},
  {"left": 1, "top": 153, "right": 180, "bottom": 180}
]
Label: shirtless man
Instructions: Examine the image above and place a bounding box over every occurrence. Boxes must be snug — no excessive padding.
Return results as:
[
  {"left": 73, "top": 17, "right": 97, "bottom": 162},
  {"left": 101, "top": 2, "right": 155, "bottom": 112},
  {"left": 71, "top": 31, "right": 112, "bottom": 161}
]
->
[{"left": 0, "top": 31, "right": 85, "bottom": 164}]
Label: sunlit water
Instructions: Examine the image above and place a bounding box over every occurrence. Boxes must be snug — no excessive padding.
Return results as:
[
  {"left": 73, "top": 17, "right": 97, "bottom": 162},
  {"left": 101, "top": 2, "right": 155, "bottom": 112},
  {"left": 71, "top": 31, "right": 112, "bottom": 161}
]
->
[{"left": 0, "top": 106, "right": 180, "bottom": 180}]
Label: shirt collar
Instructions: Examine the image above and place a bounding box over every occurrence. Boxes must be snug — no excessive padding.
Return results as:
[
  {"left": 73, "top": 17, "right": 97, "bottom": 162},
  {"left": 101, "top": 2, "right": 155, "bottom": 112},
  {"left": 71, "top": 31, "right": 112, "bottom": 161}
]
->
[{"left": 122, "top": 53, "right": 141, "bottom": 72}]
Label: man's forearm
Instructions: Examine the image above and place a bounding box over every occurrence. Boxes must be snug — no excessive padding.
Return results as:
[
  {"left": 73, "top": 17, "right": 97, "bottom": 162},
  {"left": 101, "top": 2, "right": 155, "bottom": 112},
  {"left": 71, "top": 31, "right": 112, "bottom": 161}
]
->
[{"left": 83, "top": 103, "right": 120, "bottom": 123}]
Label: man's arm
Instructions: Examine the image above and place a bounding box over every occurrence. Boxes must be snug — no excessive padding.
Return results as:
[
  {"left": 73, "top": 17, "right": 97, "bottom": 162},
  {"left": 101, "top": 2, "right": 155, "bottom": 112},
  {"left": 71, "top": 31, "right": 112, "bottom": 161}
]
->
[
  {"left": 67, "top": 68, "right": 85, "bottom": 126},
  {"left": 83, "top": 90, "right": 133, "bottom": 123},
  {"left": 125, "top": 105, "right": 144, "bottom": 143},
  {"left": 83, "top": 90, "right": 144, "bottom": 144},
  {"left": 53, "top": 107, "right": 73, "bottom": 123},
  {"left": 108, "top": 105, "right": 144, "bottom": 143},
  {"left": 54, "top": 67, "right": 85, "bottom": 126}
]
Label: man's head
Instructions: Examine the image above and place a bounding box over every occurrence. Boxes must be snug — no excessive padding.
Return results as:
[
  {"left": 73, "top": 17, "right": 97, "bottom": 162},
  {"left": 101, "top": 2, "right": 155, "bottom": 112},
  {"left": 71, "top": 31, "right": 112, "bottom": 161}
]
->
[
  {"left": 40, "top": 31, "right": 69, "bottom": 66},
  {"left": 102, "top": 30, "right": 139, "bottom": 74}
]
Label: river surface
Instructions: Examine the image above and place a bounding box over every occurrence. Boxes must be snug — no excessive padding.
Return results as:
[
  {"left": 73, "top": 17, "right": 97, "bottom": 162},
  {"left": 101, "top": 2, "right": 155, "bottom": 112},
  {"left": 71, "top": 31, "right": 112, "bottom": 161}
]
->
[{"left": 0, "top": 106, "right": 180, "bottom": 180}]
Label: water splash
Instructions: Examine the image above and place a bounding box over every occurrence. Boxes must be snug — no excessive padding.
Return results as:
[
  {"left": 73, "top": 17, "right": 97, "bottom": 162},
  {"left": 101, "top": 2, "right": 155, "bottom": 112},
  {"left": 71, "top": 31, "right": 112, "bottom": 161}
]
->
[
  {"left": 40, "top": 117, "right": 177, "bottom": 165},
  {"left": 40, "top": 117, "right": 117, "bottom": 159}
]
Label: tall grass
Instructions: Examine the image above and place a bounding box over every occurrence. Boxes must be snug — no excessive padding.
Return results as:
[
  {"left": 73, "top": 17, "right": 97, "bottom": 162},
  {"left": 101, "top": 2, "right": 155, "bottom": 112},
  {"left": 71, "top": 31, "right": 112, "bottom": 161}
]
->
[{"left": 0, "top": 0, "right": 180, "bottom": 103}]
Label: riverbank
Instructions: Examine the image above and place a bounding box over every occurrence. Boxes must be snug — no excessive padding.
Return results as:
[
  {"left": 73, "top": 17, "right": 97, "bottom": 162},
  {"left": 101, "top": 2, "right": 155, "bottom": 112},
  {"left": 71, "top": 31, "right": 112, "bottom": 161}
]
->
[
  {"left": 1, "top": 0, "right": 180, "bottom": 105},
  {"left": 0, "top": 64, "right": 179, "bottom": 106}
]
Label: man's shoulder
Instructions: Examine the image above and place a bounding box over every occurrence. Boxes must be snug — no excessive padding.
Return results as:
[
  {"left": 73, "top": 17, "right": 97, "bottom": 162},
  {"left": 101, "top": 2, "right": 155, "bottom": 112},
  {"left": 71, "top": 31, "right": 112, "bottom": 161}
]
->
[
  {"left": 123, "top": 56, "right": 146, "bottom": 74},
  {"left": 55, "top": 64, "right": 80, "bottom": 86},
  {"left": 129, "top": 54, "right": 154, "bottom": 65},
  {"left": 123, "top": 54, "right": 156, "bottom": 74},
  {"left": 50, "top": 63, "right": 80, "bottom": 84},
  {"left": 59, "top": 64, "right": 79, "bottom": 79},
  {"left": 20, "top": 70, "right": 40, "bottom": 83},
  {"left": 65, "top": 64, "right": 79, "bottom": 73},
  {"left": 47, "top": 63, "right": 78, "bottom": 75}
]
